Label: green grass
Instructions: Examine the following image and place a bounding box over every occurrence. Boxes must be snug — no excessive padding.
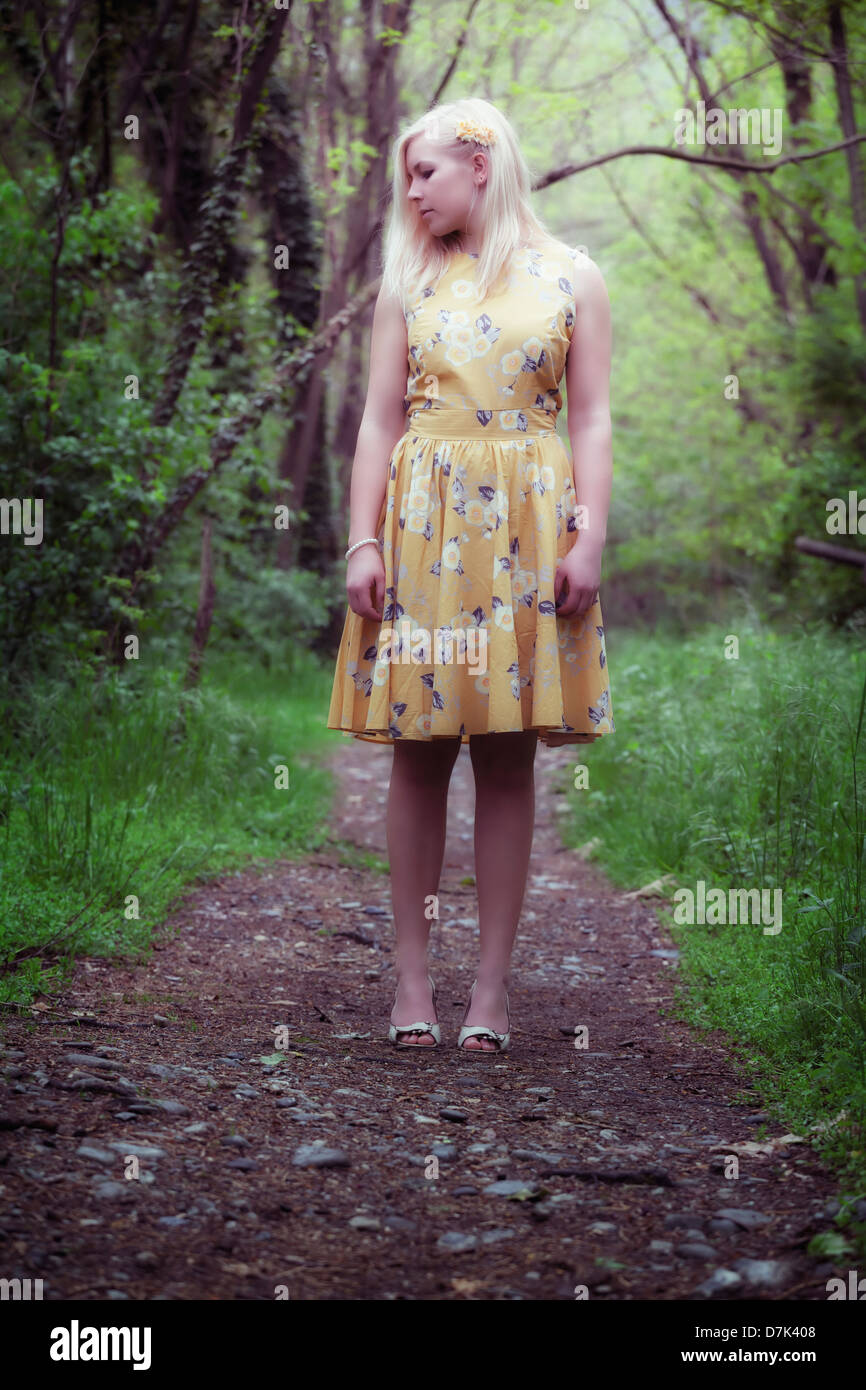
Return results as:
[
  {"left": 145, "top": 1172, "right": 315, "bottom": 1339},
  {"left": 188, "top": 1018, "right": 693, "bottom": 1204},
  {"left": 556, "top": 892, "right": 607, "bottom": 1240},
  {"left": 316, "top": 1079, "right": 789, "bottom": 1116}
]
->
[
  {"left": 0, "top": 647, "right": 340, "bottom": 1006},
  {"left": 558, "top": 616, "right": 866, "bottom": 1258}
]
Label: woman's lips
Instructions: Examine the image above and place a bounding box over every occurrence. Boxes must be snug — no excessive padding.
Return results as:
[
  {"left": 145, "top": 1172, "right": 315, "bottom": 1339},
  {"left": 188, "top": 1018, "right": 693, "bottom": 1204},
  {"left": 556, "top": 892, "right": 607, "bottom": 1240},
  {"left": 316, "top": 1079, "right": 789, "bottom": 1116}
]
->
[{"left": 421, "top": 209, "right": 434, "bottom": 216}]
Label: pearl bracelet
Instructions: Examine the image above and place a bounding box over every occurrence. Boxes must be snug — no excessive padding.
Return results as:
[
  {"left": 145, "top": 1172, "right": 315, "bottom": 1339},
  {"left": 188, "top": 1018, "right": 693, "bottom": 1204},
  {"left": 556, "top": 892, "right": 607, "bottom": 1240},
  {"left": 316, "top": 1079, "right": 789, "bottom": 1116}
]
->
[{"left": 345, "top": 536, "right": 380, "bottom": 560}]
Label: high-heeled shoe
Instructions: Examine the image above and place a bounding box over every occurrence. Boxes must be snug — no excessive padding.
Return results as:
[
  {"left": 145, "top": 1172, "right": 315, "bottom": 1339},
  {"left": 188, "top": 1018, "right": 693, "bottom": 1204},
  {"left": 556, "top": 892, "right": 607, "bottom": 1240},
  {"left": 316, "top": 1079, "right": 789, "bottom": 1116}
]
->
[
  {"left": 388, "top": 972, "right": 441, "bottom": 1048},
  {"left": 456, "top": 977, "right": 511, "bottom": 1054}
]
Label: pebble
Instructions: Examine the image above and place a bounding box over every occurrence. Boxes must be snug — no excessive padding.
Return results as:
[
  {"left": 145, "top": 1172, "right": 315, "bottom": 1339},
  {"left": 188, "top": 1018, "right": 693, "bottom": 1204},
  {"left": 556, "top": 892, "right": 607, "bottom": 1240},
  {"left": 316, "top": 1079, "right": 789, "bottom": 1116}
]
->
[
  {"left": 93, "top": 1181, "right": 128, "bottom": 1200},
  {"left": 511, "top": 1148, "right": 565, "bottom": 1164},
  {"left": 694, "top": 1268, "right": 743, "bottom": 1298},
  {"left": 483, "top": 1180, "right": 540, "bottom": 1197},
  {"left": 106, "top": 1142, "right": 166, "bottom": 1160},
  {"left": 63, "top": 1054, "right": 121, "bottom": 1071},
  {"left": 713, "top": 1208, "right": 769, "bottom": 1229},
  {"left": 438, "top": 1108, "right": 469, "bottom": 1123},
  {"left": 706, "top": 1218, "right": 738, "bottom": 1236},
  {"left": 731, "top": 1257, "right": 791, "bottom": 1288},
  {"left": 220, "top": 1136, "right": 251, "bottom": 1148},
  {"left": 292, "top": 1145, "right": 350, "bottom": 1168},
  {"left": 436, "top": 1232, "right": 477, "bottom": 1252},
  {"left": 76, "top": 1145, "right": 117, "bottom": 1165},
  {"left": 677, "top": 1242, "right": 718, "bottom": 1260},
  {"left": 663, "top": 1213, "right": 703, "bottom": 1230},
  {"left": 225, "top": 1158, "right": 259, "bottom": 1171},
  {"left": 349, "top": 1215, "right": 381, "bottom": 1231}
]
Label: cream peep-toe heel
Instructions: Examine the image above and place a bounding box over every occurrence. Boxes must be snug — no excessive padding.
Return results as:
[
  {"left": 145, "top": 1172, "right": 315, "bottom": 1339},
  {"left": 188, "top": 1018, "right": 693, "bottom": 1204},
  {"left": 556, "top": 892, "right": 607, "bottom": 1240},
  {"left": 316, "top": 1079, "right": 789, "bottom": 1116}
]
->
[
  {"left": 388, "top": 973, "right": 441, "bottom": 1048},
  {"left": 456, "top": 977, "right": 511, "bottom": 1054}
]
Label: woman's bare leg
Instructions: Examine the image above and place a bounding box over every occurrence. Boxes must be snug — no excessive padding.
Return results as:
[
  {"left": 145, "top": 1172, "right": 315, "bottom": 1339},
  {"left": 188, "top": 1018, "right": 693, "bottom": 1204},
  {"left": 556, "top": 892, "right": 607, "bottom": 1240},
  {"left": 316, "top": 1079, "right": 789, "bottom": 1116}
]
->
[
  {"left": 387, "top": 734, "right": 462, "bottom": 1043},
  {"left": 462, "top": 730, "right": 538, "bottom": 1050}
]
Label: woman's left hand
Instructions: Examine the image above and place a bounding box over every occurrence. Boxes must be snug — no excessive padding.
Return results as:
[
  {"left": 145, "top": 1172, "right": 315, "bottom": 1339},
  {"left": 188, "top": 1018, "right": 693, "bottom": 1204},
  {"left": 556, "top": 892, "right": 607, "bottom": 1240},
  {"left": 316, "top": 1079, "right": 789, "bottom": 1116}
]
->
[{"left": 554, "top": 542, "right": 602, "bottom": 618}]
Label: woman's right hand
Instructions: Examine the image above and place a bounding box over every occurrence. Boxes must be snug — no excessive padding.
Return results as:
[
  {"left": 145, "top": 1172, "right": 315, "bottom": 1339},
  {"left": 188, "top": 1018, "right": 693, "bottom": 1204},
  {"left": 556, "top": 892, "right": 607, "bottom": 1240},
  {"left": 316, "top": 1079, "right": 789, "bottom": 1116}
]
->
[{"left": 346, "top": 544, "right": 385, "bottom": 621}]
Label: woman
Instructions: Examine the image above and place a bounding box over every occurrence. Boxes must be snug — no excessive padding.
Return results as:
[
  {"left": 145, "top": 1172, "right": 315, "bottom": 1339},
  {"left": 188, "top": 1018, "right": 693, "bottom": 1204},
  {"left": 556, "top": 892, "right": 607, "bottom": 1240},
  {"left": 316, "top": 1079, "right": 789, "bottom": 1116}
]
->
[{"left": 327, "top": 97, "right": 614, "bottom": 1052}]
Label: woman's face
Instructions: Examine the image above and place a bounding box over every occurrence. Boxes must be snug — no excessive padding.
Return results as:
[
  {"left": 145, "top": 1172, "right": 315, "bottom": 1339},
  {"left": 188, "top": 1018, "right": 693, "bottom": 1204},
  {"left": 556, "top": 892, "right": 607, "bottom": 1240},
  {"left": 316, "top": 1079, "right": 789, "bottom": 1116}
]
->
[{"left": 405, "top": 133, "right": 484, "bottom": 240}]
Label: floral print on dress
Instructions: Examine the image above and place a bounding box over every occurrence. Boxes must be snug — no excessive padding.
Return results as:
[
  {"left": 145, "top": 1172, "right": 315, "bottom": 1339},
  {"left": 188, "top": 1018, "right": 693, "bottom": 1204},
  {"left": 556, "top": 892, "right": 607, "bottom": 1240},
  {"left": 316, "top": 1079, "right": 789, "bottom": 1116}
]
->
[{"left": 327, "top": 241, "right": 614, "bottom": 746}]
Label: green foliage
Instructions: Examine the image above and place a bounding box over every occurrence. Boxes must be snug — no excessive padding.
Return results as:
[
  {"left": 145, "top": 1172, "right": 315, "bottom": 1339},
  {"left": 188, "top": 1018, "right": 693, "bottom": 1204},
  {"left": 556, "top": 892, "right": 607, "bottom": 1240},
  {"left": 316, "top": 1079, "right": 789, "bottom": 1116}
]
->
[
  {"left": 0, "top": 651, "right": 337, "bottom": 1006},
  {"left": 562, "top": 619, "right": 866, "bottom": 1202}
]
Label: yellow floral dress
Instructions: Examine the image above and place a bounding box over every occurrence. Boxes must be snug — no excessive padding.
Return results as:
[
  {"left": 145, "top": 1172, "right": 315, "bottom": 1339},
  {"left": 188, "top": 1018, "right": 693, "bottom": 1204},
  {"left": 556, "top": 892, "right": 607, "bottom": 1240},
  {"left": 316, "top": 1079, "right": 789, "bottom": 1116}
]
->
[{"left": 326, "top": 241, "right": 615, "bottom": 747}]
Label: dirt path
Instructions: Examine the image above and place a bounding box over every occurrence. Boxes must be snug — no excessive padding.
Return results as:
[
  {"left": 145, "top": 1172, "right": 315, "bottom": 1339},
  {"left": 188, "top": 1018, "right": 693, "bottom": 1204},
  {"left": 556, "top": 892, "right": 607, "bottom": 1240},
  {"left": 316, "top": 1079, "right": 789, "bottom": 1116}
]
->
[{"left": 0, "top": 737, "right": 842, "bottom": 1300}]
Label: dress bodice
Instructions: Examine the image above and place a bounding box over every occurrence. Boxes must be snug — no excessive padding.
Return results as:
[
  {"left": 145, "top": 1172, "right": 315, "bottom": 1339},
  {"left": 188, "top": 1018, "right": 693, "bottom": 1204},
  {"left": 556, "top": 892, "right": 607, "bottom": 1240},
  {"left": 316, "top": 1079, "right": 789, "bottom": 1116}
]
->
[{"left": 402, "top": 243, "right": 580, "bottom": 427}]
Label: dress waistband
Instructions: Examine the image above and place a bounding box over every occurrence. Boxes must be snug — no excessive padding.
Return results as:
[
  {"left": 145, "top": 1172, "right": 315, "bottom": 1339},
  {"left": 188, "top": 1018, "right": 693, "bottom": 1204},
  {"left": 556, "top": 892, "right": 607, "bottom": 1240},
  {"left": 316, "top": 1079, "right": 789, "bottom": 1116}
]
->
[{"left": 406, "top": 404, "right": 557, "bottom": 439}]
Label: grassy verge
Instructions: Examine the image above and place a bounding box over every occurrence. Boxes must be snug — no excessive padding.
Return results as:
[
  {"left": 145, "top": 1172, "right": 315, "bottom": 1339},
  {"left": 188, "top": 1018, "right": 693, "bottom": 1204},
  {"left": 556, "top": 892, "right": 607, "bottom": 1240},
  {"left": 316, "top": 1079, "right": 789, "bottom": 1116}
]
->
[
  {"left": 558, "top": 616, "right": 866, "bottom": 1262},
  {"left": 0, "top": 647, "right": 339, "bottom": 1008}
]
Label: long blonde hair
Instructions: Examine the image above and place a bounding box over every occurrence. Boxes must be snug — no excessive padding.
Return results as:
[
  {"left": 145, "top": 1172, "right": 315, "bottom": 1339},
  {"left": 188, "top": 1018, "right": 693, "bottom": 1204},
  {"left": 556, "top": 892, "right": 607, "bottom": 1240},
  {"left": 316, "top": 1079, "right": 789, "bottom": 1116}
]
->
[{"left": 381, "top": 97, "right": 559, "bottom": 310}]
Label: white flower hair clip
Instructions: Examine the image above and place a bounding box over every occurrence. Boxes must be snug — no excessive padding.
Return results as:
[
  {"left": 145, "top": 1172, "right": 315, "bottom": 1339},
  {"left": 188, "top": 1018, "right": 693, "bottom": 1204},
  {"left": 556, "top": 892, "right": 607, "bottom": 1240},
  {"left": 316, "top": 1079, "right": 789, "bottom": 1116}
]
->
[{"left": 455, "top": 117, "right": 497, "bottom": 147}]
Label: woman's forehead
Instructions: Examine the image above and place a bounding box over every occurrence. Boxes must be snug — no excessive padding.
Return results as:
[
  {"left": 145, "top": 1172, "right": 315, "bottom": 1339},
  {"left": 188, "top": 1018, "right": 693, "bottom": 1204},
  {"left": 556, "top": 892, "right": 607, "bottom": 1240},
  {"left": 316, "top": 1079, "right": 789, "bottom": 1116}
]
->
[{"left": 406, "top": 133, "right": 442, "bottom": 170}]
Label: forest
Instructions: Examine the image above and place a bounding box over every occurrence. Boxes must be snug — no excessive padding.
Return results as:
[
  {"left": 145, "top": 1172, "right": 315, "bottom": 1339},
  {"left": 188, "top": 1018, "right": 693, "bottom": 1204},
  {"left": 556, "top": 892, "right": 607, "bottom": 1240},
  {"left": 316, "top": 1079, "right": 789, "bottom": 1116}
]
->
[{"left": 1, "top": 0, "right": 865, "bottom": 1309}]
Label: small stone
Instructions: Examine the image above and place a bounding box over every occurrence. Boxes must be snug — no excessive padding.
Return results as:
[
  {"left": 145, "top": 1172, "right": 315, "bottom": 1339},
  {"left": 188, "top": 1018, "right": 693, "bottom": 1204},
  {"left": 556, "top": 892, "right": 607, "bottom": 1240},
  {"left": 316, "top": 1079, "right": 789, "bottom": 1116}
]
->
[
  {"left": 152, "top": 1016, "right": 171, "bottom": 1027},
  {"left": 694, "top": 1268, "right": 743, "bottom": 1298},
  {"left": 106, "top": 1142, "right": 166, "bottom": 1160},
  {"left": 226, "top": 1158, "right": 259, "bottom": 1171},
  {"left": 158, "top": 1215, "right": 189, "bottom": 1227},
  {"left": 483, "top": 1180, "right": 540, "bottom": 1197},
  {"left": 292, "top": 1145, "right": 350, "bottom": 1168},
  {"left": 713, "top": 1208, "right": 769, "bottom": 1230},
  {"left": 663, "top": 1213, "right": 705, "bottom": 1231},
  {"left": 436, "top": 1232, "right": 477, "bottom": 1252},
  {"left": 439, "top": 1108, "right": 469, "bottom": 1123},
  {"left": 93, "top": 1181, "right": 128, "bottom": 1200},
  {"left": 63, "top": 1054, "right": 121, "bottom": 1071},
  {"left": 451, "top": 1186, "right": 478, "bottom": 1197},
  {"left": 480, "top": 1228, "right": 516, "bottom": 1244},
  {"left": 135, "top": 1252, "right": 159, "bottom": 1268},
  {"left": 220, "top": 1135, "right": 251, "bottom": 1148},
  {"left": 349, "top": 1215, "right": 381, "bottom": 1231},
  {"left": 731, "top": 1257, "right": 792, "bottom": 1288},
  {"left": 150, "top": 1100, "right": 191, "bottom": 1117},
  {"left": 677, "top": 1242, "right": 718, "bottom": 1260},
  {"left": 76, "top": 1145, "right": 117, "bottom": 1165},
  {"left": 706, "top": 1218, "right": 738, "bottom": 1236}
]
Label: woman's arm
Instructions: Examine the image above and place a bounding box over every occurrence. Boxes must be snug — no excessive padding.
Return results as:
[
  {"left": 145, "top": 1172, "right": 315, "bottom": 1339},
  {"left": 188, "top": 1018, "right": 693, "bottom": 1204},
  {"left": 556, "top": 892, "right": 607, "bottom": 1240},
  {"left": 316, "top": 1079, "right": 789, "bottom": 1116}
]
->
[
  {"left": 554, "top": 254, "right": 612, "bottom": 619},
  {"left": 563, "top": 253, "right": 612, "bottom": 560},
  {"left": 347, "top": 283, "right": 410, "bottom": 550}
]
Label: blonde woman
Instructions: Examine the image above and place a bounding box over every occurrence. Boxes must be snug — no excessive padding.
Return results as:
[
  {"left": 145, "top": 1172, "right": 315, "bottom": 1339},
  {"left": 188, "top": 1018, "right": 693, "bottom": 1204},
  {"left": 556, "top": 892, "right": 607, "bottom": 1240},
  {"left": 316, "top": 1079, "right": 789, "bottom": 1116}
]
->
[{"left": 327, "top": 98, "right": 614, "bottom": 1053}]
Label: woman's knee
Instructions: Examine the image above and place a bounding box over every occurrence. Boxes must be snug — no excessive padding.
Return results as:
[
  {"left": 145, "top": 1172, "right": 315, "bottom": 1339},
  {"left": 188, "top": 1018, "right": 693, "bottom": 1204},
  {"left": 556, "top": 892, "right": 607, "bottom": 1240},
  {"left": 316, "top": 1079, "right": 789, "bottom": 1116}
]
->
[
  {"left": 469, "top": 731, "right": 537, "bottom": 782},
  {"left": 393, "top": 735, "right": 461, "bottom": 784}
]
